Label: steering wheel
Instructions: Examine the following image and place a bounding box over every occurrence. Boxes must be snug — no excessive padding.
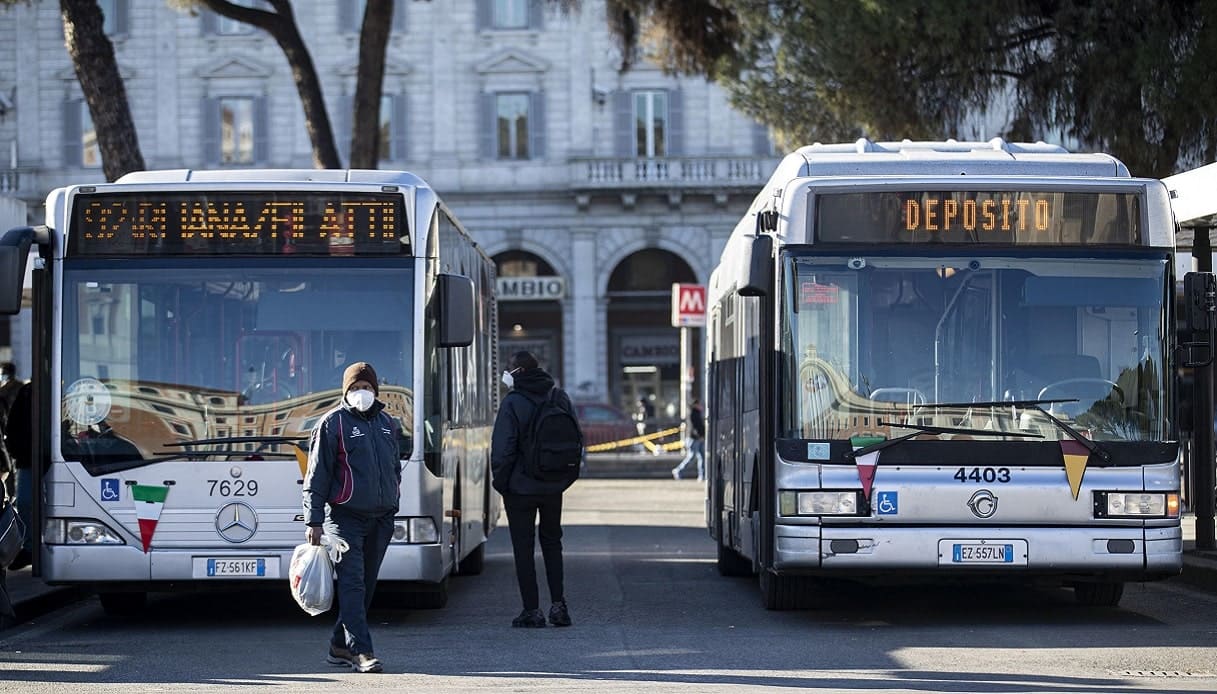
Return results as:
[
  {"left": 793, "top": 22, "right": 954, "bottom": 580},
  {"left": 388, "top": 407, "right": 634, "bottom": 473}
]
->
[{"left": 1037, "top": 378, "right": 1124, "bottom": 417}]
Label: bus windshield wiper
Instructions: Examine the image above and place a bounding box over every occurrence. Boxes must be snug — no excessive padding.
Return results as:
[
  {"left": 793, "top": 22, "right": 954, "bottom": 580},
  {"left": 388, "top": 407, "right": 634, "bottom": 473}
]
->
[
  {"left": 846, "top": 422, "right": 1043, "bottom": 459},
  {"left": 877, "top": 398, "right": 1111, "bottom": 462},
  {"left": 163, "top": 435, "right": 305, "bottom": 448},
  {"left": 159, "top": 435, "right": 307, "bottom": 460}
]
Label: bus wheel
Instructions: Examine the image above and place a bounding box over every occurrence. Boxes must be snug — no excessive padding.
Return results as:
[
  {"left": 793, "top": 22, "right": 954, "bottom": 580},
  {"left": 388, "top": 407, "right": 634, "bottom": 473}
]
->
[
  {"left": 1073, "top": 581, "right": 1124, "bottom": 607},
  {"left": 716, "top": 541, "right": 753, "bottom": 577},
  {"left": 99, "top": 591, "right": 147, "bottom": 616},
  {"left": 457, "top": 542, "right": 486, "bottom": 576},
  {"left": 399, "top": 578, "right": 449, "bottom": 609},
  {"left": 759, "top": 571, "right": 811, "bottom": 610}
]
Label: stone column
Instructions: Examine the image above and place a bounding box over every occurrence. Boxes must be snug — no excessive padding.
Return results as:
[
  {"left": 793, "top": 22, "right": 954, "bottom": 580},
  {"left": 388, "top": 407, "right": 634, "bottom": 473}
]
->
[{"left": 569, "top": 227, "right": 601, "bottom": 399}]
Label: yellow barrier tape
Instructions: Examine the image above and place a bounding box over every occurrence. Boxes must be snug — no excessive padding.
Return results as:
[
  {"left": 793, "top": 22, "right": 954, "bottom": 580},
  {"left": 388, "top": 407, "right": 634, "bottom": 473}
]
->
[{"left": 586, "top": 426, "right": 682, "bottom": 453}]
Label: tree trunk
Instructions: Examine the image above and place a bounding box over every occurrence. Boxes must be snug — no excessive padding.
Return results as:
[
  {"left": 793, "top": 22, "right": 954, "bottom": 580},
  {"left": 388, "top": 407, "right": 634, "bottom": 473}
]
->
[
  {"left": 61, "top": 0, "right": 145, "bottom": 181},
  {"left": 200, "top": 0, "right": 341, "bottom": 169},
  {"left": 350, "top": 0, "right": 394, "bottom": 170}
]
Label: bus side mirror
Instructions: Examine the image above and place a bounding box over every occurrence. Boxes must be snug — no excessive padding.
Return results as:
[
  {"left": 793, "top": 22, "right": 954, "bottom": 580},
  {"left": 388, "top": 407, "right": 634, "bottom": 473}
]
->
[
  {"left": 1181, "top": 271, "right": 1216, "bottom": 367},
  {"left": 437, "top": 273, "right": 475, "bottom": 348},
  {"left": 0, "top": 227, "right": 35, "bottom": 315},
  {"left": 738, "top": 233, "right": 773, "bottom": 297}
]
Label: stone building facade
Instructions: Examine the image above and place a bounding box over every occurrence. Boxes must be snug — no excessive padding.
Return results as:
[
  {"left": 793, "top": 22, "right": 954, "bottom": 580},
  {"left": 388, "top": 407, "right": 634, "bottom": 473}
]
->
[{"left": 0, "top": 0, "right": 778, "bottom": 421}]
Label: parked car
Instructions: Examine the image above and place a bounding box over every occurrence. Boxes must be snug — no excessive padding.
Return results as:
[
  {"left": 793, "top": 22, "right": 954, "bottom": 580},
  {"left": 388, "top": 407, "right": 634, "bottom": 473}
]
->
[{"left": 573, "top": 402, "right": 637, "bottom": 449}]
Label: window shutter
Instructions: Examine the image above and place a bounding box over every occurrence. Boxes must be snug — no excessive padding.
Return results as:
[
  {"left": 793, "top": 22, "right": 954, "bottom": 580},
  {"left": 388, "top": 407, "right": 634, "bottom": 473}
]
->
[
  {"left": 528, "top": 91, "right": 546, "bottom": 159},
  {"left": 751, "top": 122, "right": 772, "bottom": 155},
  {"left": 339, "top": 0, "right": 357, "bottom": 33},
  {"left": 253, "top": 96, "right": 269, "bottom": 163},
  {"left": 201, "top": 97, "right": 220, "bottom": 165},
  {"left": 479, "top": 93, "right": 496, "bottom": 159},
  {"left": 390, "top": 94, "right": 408, "bottom": 161},
  {"left": 393, "top": 0, "right": 407, "bottom": 32},
  {"left": 112, "top": 0, "right": 130, "bottom": 36},
  {"left": 62, "top": 100, "right": 83, "bottom": 167},
  {"left": 200, "top": 8, "right": 217, "bottom": 36},
  {"left": 475, "top": 0, "right": 491, "bottom": 30},
  {"left": 528, "top": 0, "right": 544, "bottom": 29},
  {"left": 335, "top": 95, "right": 353, "bottom": 163},
  {"left": 613, "top": 90, "right": 634, "bottom": 157},
  {"left": 666, "top": 89, "right": 683, "bottom": 156}
]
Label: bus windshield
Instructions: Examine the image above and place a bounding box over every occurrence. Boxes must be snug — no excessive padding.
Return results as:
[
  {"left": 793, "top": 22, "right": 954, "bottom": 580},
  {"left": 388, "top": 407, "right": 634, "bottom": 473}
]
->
[
  {"left": 59, "top": 261, "right": 415, "bottom": 471},
  {"left": 781, "top": 254, "right": 1169, "bottom": 444}
]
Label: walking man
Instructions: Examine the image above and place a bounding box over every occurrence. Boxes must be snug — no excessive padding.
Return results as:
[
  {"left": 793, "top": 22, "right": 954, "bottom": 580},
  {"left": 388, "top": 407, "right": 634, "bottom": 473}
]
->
[
  {"left": 492, "top": 351, "right": 582, "bottom": 628},
  {"left": 672, "top": 398, "right": 706, "bottom": 481},
  {"left": 304, "top": 362, "right": 402, "bottom": 673}
]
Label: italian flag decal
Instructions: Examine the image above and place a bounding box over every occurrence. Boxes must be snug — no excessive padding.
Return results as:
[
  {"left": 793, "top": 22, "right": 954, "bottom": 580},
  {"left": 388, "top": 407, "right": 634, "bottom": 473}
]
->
[{"left": 131, "top": 484, "right": 169, "bottom": 552}]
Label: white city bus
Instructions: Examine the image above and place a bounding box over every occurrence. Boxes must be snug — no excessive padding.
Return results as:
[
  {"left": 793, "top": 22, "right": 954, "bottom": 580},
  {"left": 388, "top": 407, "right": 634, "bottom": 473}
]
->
[
  {"left": 0, "top": 169, "right": 499, "bottom": 614},
  {"left": 706, "top": 140, "right": 1186, "bottom": 609}
]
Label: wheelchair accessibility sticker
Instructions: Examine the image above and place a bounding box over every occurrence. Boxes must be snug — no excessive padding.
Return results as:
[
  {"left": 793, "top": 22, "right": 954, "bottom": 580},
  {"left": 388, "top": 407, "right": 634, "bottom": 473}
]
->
[
  {"left": 101, "top": 478, "right": 121, "bottom": 502},
  {"left": 875, "top": 491, "right": 898, "bottom": 515}
]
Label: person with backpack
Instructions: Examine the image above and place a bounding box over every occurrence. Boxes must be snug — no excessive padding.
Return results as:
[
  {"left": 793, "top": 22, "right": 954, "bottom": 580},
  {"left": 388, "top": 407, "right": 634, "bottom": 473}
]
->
[{"left": 491, "top": 350, "right": 583, "bottom": 629}]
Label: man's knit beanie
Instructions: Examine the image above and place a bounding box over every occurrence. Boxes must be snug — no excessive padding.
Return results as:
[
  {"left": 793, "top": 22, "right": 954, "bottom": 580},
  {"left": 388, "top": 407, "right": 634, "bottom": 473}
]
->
[{"left": 342, "top": 362, "right": 379, "bottom": 395}]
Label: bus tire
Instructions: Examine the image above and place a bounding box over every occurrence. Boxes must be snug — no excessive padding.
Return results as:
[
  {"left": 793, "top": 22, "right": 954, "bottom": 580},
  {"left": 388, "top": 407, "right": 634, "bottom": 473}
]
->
[
  {"left": 457, "top": 541, "right": 485, "bottom": 576},
  {"left": 717, "top": 541, "right": 753, "bottom": 577},
  {"left": 99, "top": 591, "right": 147, "bottom": 616},
  {"left": 399, "top": 578, "right": 449, "bottom": 609},
  {"left": 1073, "top": 581, "right": 1124, "bottom": 607},
  {"left": 759, "top": 570, "right": 810, "bottom": 610}
]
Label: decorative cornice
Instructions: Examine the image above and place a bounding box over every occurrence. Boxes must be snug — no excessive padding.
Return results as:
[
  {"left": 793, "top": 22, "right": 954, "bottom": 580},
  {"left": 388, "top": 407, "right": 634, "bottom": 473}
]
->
[
  {"left": 475, "top": 48, "right": 549, "bottom": 75},
  {"left": 195, "top": 55, "right": 273, "bottom": 80}
]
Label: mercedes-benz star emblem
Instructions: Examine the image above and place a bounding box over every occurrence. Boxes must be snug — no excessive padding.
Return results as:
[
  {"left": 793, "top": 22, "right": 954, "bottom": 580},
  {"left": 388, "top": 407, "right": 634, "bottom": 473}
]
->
[
  {"left": 215, "top": 502, "right": 258, "bottom": 543},
  {"left": 967, "top": 490, "right": 999, "bottom": 519}
]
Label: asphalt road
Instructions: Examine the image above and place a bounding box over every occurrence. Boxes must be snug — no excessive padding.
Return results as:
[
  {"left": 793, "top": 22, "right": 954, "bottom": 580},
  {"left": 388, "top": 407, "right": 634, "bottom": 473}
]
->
[{"left": 1, "top": 479, "right": 1216, "bottom": 693}]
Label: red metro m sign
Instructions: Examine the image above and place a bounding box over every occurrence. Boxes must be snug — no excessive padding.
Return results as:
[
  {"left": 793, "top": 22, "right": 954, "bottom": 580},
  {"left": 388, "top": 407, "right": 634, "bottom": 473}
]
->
[{"left": 671, "top": 283, "right": 706, "bottom": 328}]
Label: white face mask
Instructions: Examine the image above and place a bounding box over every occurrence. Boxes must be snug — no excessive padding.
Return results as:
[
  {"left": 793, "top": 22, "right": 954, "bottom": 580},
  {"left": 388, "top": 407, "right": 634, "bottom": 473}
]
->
[
  {"left": 345, "top": 389, "right": 375, "bottom": 412},
  {"left": 501, "top": 370, "right": 515, "bottom": 389}
]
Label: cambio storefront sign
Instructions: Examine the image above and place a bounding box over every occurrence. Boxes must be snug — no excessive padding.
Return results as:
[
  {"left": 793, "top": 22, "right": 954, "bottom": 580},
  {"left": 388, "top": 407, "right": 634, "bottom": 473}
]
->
[{"left": 497, "top": 276, "right": 565, "bottom": 301}]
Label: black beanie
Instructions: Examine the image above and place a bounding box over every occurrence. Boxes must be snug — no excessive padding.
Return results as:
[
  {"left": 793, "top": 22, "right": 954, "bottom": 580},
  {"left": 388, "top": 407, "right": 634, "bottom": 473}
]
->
[{"left": 342, "top": 362, "right": 379, "bottom": 395}]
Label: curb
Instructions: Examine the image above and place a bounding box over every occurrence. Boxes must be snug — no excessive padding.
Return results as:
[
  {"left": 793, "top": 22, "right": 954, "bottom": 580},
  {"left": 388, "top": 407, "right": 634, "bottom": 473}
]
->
[
  {"left": 1, "top": 585, "right": 88, "bottom": 631},
  {"left": 1176, "top": 550, "right": 1217, "bottom": 594}
]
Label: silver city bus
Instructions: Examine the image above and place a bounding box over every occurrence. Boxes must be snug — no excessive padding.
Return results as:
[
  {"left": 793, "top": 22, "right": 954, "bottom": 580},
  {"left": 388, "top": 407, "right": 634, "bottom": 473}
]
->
[
  {"left": 0, "top": 169, "right": 499, "bottom": 614},
  {"left": 706, "top": 140, "right": 1188, "bottom": 609}
]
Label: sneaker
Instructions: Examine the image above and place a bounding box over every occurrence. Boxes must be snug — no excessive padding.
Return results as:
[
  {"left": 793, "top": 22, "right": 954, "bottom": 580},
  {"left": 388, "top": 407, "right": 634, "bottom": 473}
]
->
[
  {"left": 548, "top": 600, "right": 572, "bottom": 627},
  {"left": 326, "top": 644, "right": 355, "bottom": 667},
  {"left": 671, "top": 468, "right": 681, "bottom": 480},
  {"left": 511, "top": 608, "right": 546, "bottom": 628},
  {"left": 352, "top": 653, "right": 383, "bottom": 673}
]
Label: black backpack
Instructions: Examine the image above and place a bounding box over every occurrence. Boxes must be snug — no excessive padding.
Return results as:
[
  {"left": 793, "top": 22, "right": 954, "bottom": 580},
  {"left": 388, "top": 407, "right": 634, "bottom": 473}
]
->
[{"left": 521, "top": 388, "right": 583, "bottom": 483}]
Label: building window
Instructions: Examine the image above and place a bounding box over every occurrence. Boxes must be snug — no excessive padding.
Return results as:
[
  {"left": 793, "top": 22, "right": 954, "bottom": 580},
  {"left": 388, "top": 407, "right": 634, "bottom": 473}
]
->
[
  {"left": 634, "top": 90, "right": 668, "bottom": 158},
  {"left": 219, "top": 97, "right": 256, "bottom": 164},
  {"left": 205, "top": 0, "right": 263, "bottom": 36},
  {"left": 81, "top": 102, "right": 101, "bottom": 168},
  {"left": 97, "top": 0, "right": 129, "bottom": 36},
  {"left": 493, "top": 0, "right": 528, "bottom": 28},
  {"left": 378, "top": 95, "right": 393, "bottom": 161},
  {"left": 496, "top": 93, "right": 530, "bottom": 159}
]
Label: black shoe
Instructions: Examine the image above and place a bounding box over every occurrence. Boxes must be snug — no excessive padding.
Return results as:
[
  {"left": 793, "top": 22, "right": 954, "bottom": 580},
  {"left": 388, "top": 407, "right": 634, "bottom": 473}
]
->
[
  {"left": 511, "top": 608, "right": 546, "bottom": 628},
  {"left": 8, "top": 549, "right": 30, "bottom": 571},
  {"left": 548, "top": 600, "right": 572, "bottom": 627}
]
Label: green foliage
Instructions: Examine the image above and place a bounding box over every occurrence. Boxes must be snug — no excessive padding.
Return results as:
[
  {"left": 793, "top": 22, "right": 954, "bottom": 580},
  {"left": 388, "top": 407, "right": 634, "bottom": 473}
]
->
[{"left": 632, "top": 0, "right": 1217, "bottom": 177}]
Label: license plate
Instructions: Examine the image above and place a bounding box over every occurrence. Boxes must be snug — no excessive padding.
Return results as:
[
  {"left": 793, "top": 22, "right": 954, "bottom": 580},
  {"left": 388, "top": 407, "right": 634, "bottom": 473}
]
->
[
  {"left": 938, "top": 539, "right": 1028, "bottom": 565},
  {"left": 206, "top": 558, "right": 266, "bottom": 577}
]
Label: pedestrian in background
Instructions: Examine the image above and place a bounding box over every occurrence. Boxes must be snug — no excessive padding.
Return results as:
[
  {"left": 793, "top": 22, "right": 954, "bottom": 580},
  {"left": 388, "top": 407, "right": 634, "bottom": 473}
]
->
[
  {"left": 304, "top": 362, "right": 402, "bottom": 674},
  {"left": 3, "top": 381, "right": 31, "bottom": 570},
  {"left": 492, "top": 351, "right": 581, "bottom": 628},
  {"left": 672, "top": 398, "right": 706, "bottom": 481}
]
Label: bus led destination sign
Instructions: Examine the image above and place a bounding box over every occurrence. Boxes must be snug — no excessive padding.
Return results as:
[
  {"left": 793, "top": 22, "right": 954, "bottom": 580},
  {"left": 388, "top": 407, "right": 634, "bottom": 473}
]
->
[
  {"left": 815, "top": 190, "right": 1141, "bottom": 246},
  {"left": 68, "top": 191, "right": 408, "bottom": 256}
]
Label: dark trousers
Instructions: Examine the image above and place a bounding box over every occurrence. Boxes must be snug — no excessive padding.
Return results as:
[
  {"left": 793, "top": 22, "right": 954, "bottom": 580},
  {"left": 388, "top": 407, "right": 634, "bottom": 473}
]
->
[
  {"left": 504, "top": 493, "right": 564, "bottom": 611},
  {"left": 325, "top": 508, "right": 394, "bottom": 656}
]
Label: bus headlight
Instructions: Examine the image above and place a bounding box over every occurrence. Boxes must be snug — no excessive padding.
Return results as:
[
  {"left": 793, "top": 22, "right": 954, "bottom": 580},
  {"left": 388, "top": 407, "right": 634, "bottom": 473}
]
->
[
  {"left": 1094, "top": 492, "right": 1180, "bottom": 519},
  {"left": 43, "top": 519, "right": 125, "bottom": 545},
  {"left": 779, "top": 490, "right": 862, "bottom": 516},
  {"left": 391, "top": 517, "right": 439, "bottom": 544}
]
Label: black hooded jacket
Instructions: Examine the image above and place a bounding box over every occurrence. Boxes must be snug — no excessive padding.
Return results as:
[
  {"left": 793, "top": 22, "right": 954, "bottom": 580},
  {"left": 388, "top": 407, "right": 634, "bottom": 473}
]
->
[{"left": 491, "top": 367, "right": 576, "bottom": 496}]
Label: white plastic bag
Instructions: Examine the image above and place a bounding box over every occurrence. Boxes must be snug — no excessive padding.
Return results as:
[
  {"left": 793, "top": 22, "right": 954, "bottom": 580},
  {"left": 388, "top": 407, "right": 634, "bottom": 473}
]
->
[{"left": 289, "top": 534, "right": 348, "bottom": 616}]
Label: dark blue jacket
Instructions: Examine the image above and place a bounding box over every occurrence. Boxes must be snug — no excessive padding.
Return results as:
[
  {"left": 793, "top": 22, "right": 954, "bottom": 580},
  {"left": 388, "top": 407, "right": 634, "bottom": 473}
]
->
[
  {"left": 491, "top": 368, "right": 576, "bottom": 496},
  {"left": 303, "top": 400, "right": 403, "bottom": 526}
]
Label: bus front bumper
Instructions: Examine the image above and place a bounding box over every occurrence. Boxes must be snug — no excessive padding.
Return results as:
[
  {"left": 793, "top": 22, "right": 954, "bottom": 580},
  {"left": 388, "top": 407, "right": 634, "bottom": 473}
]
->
[{"left": 772, "top": 523, "right": 1182, "bottom": 579}]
